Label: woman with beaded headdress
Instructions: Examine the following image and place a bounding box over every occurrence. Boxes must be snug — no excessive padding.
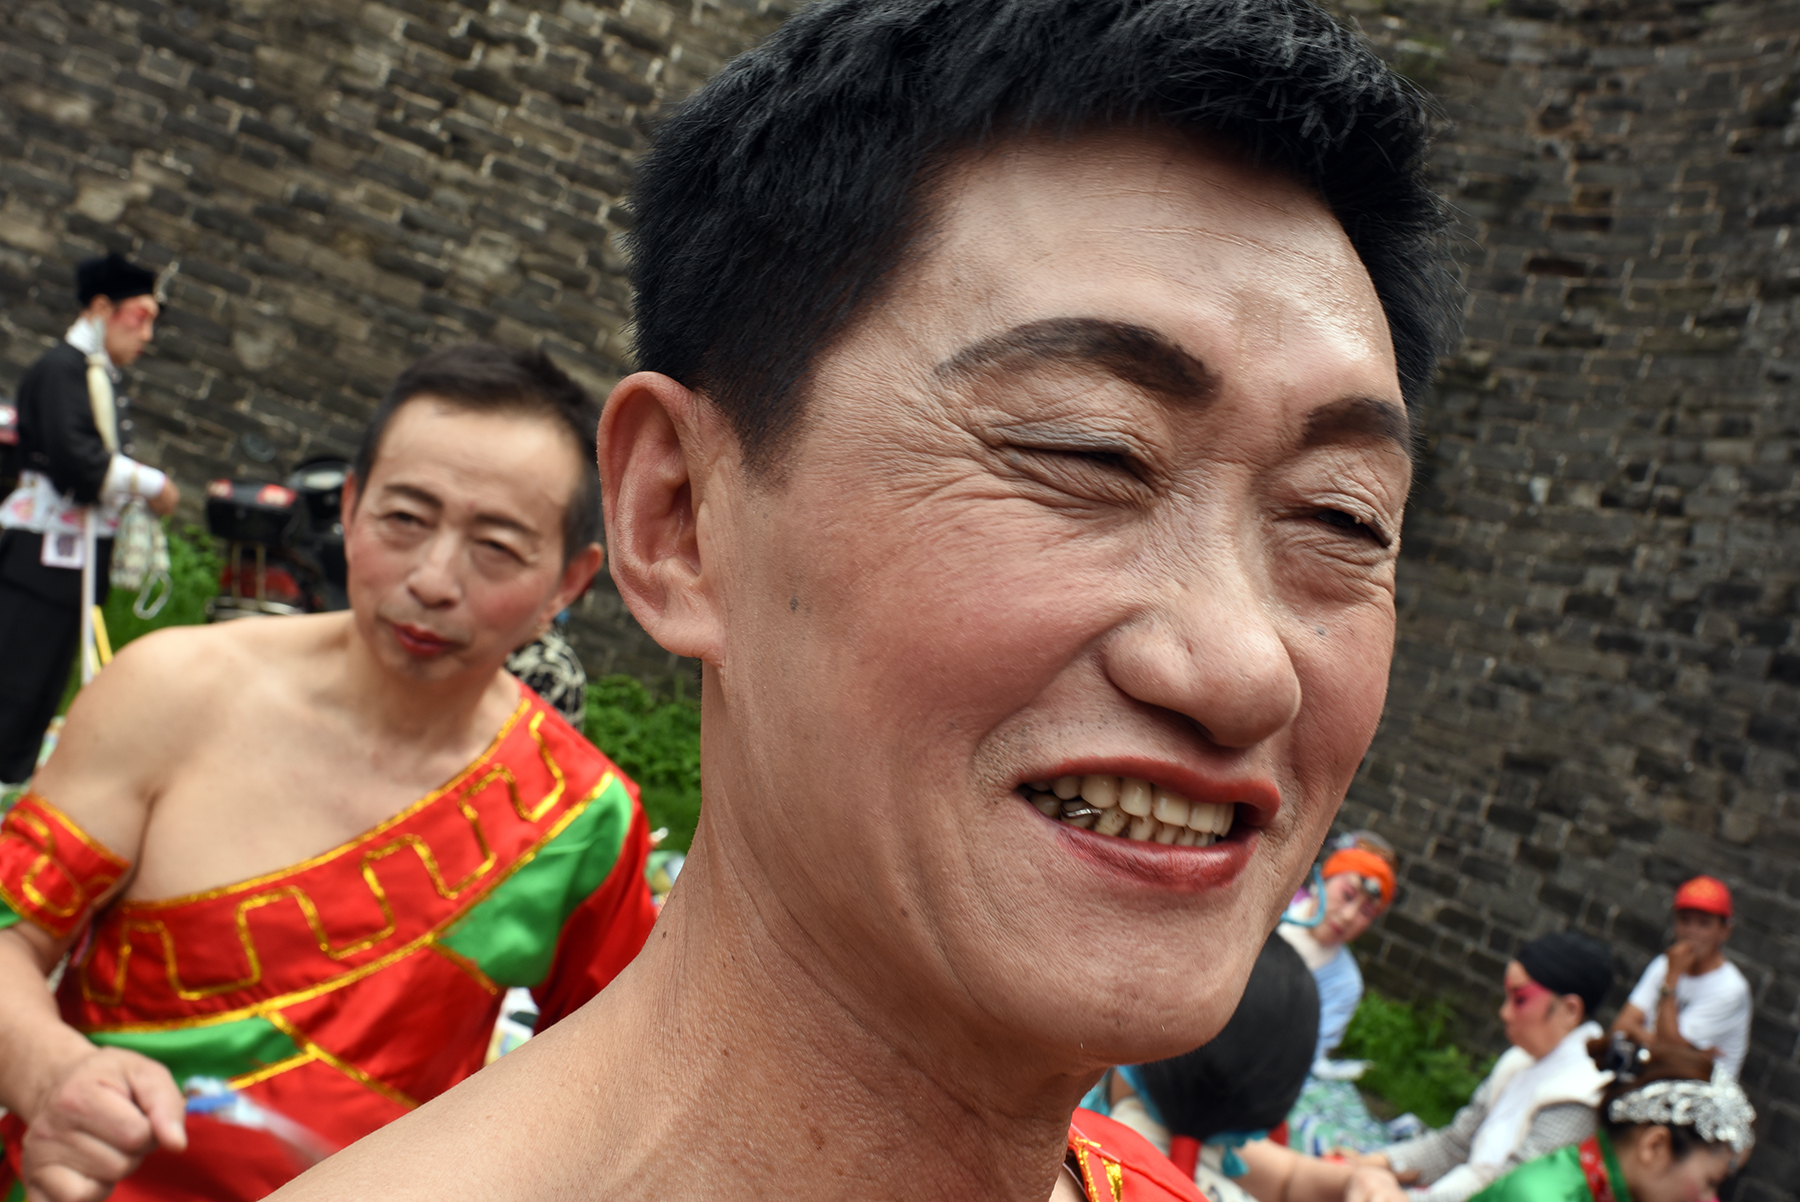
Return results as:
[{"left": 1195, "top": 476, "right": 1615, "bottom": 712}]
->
[{"left": 1467, "top": 1036, "right": 1754, "bottom": 1202}]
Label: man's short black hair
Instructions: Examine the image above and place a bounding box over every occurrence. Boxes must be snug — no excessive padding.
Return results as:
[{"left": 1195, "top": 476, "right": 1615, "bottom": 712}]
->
[
  {"left": 351, "top": 343, "right": 601, "bottom": 562},
  {"left": 629, "top": 0, "right": 1457, "bottom": 474}
]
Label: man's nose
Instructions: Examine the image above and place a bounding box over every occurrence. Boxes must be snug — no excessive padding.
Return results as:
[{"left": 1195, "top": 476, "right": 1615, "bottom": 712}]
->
[
  {"left": 407, "top": 532, "right": 463, "bottom": 607},
  {"left": 1101, "top": 555, "right": 1302, "bottom": 750}
]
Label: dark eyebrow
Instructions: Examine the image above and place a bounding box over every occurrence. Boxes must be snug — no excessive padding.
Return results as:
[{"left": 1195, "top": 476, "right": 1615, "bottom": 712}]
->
[
  {"left": 381, "top": 482, "right": 538, "bottom": 538},
  {"left": 1301, "top": 396, "right": 1413, "bottom": 455},
  {"left": 935, "top": 317, "right": 1215, "bottom": 404},
  {"left": 380, "top": 482, "right": 444, "bottom": 510}
]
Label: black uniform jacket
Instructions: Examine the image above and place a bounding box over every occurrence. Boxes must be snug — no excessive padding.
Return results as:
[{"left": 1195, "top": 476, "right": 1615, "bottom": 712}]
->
[{"left": 0, "top": 341, "right": 117, "bottom": 604}]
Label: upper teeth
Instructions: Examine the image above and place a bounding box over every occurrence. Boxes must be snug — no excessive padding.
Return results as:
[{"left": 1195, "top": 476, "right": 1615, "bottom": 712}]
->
[{"left": 1026, "top": 775, "right": 1235, "bottom": 846}]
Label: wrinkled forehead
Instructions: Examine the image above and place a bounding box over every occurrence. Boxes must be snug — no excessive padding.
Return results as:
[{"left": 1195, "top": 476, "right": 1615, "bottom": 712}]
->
[{"left": 866, "top": 128, "right": 1395, "bottom": 392}]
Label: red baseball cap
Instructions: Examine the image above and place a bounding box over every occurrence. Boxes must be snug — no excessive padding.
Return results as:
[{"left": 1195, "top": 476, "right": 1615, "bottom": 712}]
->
[{"left": 1673, "top": 875, "right": 1732, "bottom": 919}]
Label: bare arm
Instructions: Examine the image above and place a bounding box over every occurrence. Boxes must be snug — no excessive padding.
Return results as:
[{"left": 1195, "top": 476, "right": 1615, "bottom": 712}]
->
[
  {"left": 1611, "top": 1003, "right": 1654, "bottom": 1046},
  {"left": 1236, "top": 1141, "right": 1409, "bottom": 1202},
  {"left": 0, "top": 630, "right": 212, "bottom": 1200},
  {"left": 1613, "top": 946, "right": 1702, "bottom": 1054},
  {"left": 0, "top": 922, "right": 98, "bottom": 1122}
]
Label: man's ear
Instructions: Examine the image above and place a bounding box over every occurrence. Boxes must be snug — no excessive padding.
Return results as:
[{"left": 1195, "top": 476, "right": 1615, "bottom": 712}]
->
[
  {"left": 547, "top": 542, "right": 605, "bottom": 619},
  {"left": 340, "top": 473, "right": 361, "bottom": 573},
  {"left": 597, "top": 371, "right": 726, "bottom": 663}
]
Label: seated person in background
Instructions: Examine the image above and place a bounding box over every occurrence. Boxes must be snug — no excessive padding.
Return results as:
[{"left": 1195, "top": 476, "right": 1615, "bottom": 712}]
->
[
  {"left": 1087, "top": 934, "right": 1408, "bottom": 1202},
  {"left": 1469, "top": 1037, "right": 1754, "bottom": 1202},
  {"left": 1278, "top": 831, "right": 1400, "bottom": 1154},
  {"left": 1612, "top": 875, "right": 1751, "bottom": 1080},
  {"left": 1280, "top": 833, "right": 1398, "bottom": 1065},
  {"left": 1352, "top": 932, "right": 1615, "bottom": 1202},
  {"left": 0, "top": 343, "right": 658, "bottom": 1202},
  {"left": 263, "top": 0, "right": 1461, "bottom": 1198}
]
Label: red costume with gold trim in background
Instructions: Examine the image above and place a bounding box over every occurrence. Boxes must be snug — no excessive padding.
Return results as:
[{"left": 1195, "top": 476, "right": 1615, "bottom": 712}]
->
[
  {"left": 0, "top": 685, "right": 657, "bottom": 1201},
  {"left": 1069, "top": 1109, "right": 1207, "bottom": 1202}
]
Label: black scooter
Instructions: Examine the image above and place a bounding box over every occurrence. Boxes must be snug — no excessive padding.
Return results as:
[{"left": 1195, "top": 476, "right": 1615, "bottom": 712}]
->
[{"left": 204, "top": 457, "right": 349, "bottom": 620}]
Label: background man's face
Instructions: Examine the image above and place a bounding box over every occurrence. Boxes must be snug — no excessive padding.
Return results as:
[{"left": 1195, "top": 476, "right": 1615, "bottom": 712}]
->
[
  {"left": 1674, "top": 909, "right": 1730, "bottom": 959},
  {"left": 701, "top": 127, "right": 1410, "bottom": 1068},
  {"left": 96, "top": 295, "right": 158, "bottom": 365},
  {"left": 344, "top": 399, "right": 585, "bottom": 682}
]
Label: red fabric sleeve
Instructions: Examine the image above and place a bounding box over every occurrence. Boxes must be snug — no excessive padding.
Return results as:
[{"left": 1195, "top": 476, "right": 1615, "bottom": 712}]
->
[
  {"left": 0, "top": 793, "right": 129, "bottom": 938},
  {"left": 530, "top": 806, "right": 658, "bottom": 1030},
  {"left": 1069, "top": 1108, "right": 1207, "bottom": 1202}
]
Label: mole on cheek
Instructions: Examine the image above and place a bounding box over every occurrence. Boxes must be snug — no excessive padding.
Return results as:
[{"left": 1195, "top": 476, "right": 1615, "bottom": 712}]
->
[{"left": 790, "top": 596, "right": 799, "bottom": 612}]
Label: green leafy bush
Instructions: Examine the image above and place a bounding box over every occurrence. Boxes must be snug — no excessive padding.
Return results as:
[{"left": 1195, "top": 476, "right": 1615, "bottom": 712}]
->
[
  {"left": 1337, "top": 990, "right": 1490, "bottom": 1128},
  {"left": 584, "top": 675, "right": 702, "bottom": 852},
  {"left": 102, "top": 522, "right": 221, "bottom": 647}
]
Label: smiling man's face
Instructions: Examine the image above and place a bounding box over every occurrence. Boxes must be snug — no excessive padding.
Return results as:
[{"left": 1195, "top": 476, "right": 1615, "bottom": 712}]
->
[{"left": 696, "top": 127, "right": 1412, "bottom": 1070}]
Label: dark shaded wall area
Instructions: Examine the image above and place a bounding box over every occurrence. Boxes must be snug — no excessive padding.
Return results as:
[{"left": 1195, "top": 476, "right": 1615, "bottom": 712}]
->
[
  {"left": 2, "top": 0, "right": 1798, "bottom": 1196},
  {"left": 1328, "top": 3, "right": 1799, "bottom": 1198}
]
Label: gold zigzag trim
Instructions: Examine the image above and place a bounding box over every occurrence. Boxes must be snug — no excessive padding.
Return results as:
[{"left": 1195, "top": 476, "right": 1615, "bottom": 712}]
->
[
  {"left": 80, "top": 766, "right": 528, "bottom": 1005},
  {"left": 0, "top": 802, "right": 127, "bottom": 930},
  {"left": 226, "top": 1049, "right": 318, "bottom": 1091},
  {"left": 426, "top": 937, "right": 501, "bottom": 996},
  {"left": 265, "top": 1010, "right": 420, "bottom": 1110},
  {"left": 75, "top": 775, "right": 613, "bottom": 1034}
]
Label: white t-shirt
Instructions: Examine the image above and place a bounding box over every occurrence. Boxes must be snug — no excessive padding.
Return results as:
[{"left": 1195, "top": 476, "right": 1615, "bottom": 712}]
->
[{"left": 1626, "top": 954, "right": 1752, "bottom": 1079}]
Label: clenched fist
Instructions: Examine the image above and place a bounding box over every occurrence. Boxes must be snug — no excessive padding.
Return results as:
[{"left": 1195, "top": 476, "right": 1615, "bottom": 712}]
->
[{"left": 20, "top": 1047, "right": 186, "bottom": 1202}]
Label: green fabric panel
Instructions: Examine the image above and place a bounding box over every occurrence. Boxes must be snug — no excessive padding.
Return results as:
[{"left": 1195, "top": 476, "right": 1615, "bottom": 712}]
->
[
  {"left": 87, "top": 1015, "right": 301, "bottom": 1086},
  {"left": 0, "top": 897, "right": 18, "bottom": 930},
  {"left": 1467, "top": 1142, "right": 1623, "bottom": 1202},
  {"left": 5, "top": 1175, "right": 24, "bottom": 1202},
  {"left": 440, "top": 777, "right": 633, "bottom": 987}
]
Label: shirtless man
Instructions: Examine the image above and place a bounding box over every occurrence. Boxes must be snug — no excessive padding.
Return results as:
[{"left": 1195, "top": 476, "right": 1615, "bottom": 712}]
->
[
  {"left": 0, "top": 343, "right": 658, "bottom": 1201},
  {"left": 276, "top": 1, "right": 1453, "bottom": 1199}
]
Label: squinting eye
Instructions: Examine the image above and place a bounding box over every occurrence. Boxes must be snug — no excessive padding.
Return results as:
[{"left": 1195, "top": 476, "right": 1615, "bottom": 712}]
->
[{"left": 1315, "top": 508, "right": 1387, "bottom": 545}]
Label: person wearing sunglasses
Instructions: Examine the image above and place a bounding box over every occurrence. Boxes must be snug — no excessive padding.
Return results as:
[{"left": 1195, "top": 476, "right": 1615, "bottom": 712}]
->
[{"left": 1345, "top": 931, "right": 1615, "bottom": 1202}]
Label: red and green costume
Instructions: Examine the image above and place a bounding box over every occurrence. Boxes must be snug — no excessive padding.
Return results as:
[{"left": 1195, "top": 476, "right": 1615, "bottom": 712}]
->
[
  {"left": 1069, "top": 1109, "right": 1208, "bottom": 1202},
  {"left": 1467, "top": 1133, "right": 1632, "bottom": 1202},
  {"left": 0, "top": 686, "right": 657, "bottom": 1201}
]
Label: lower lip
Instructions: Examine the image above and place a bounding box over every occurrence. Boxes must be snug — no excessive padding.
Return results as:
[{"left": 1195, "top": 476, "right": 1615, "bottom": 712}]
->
[
  {"left": 392, "top": 625, "right": 453, "bottom": 657},
  {"left": 1036, "top": 805, "right": 1257, "bottom": 893}
]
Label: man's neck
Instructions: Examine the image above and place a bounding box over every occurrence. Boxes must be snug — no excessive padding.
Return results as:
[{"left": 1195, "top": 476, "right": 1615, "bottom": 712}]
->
[{"left": 576, "top": 829, "right": 1094, "bottom": 1202}]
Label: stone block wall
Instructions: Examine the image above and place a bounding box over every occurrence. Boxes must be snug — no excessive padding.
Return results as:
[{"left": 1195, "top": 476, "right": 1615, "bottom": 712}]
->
[
  {"left": 0, "top": 0, "right": 785, "bottom": 685},
  {"left": 1327, "top": 3, "right": 1800, "bottom": 1197}
]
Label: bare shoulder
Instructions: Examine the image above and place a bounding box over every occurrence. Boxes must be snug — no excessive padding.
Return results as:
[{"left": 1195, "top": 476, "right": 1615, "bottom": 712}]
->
[
  {"left": 85, "top": 613, "right": 348, "bottom": 709},
  {"left": 31, "top": 615, "right": 352, "bottom": 858}
]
